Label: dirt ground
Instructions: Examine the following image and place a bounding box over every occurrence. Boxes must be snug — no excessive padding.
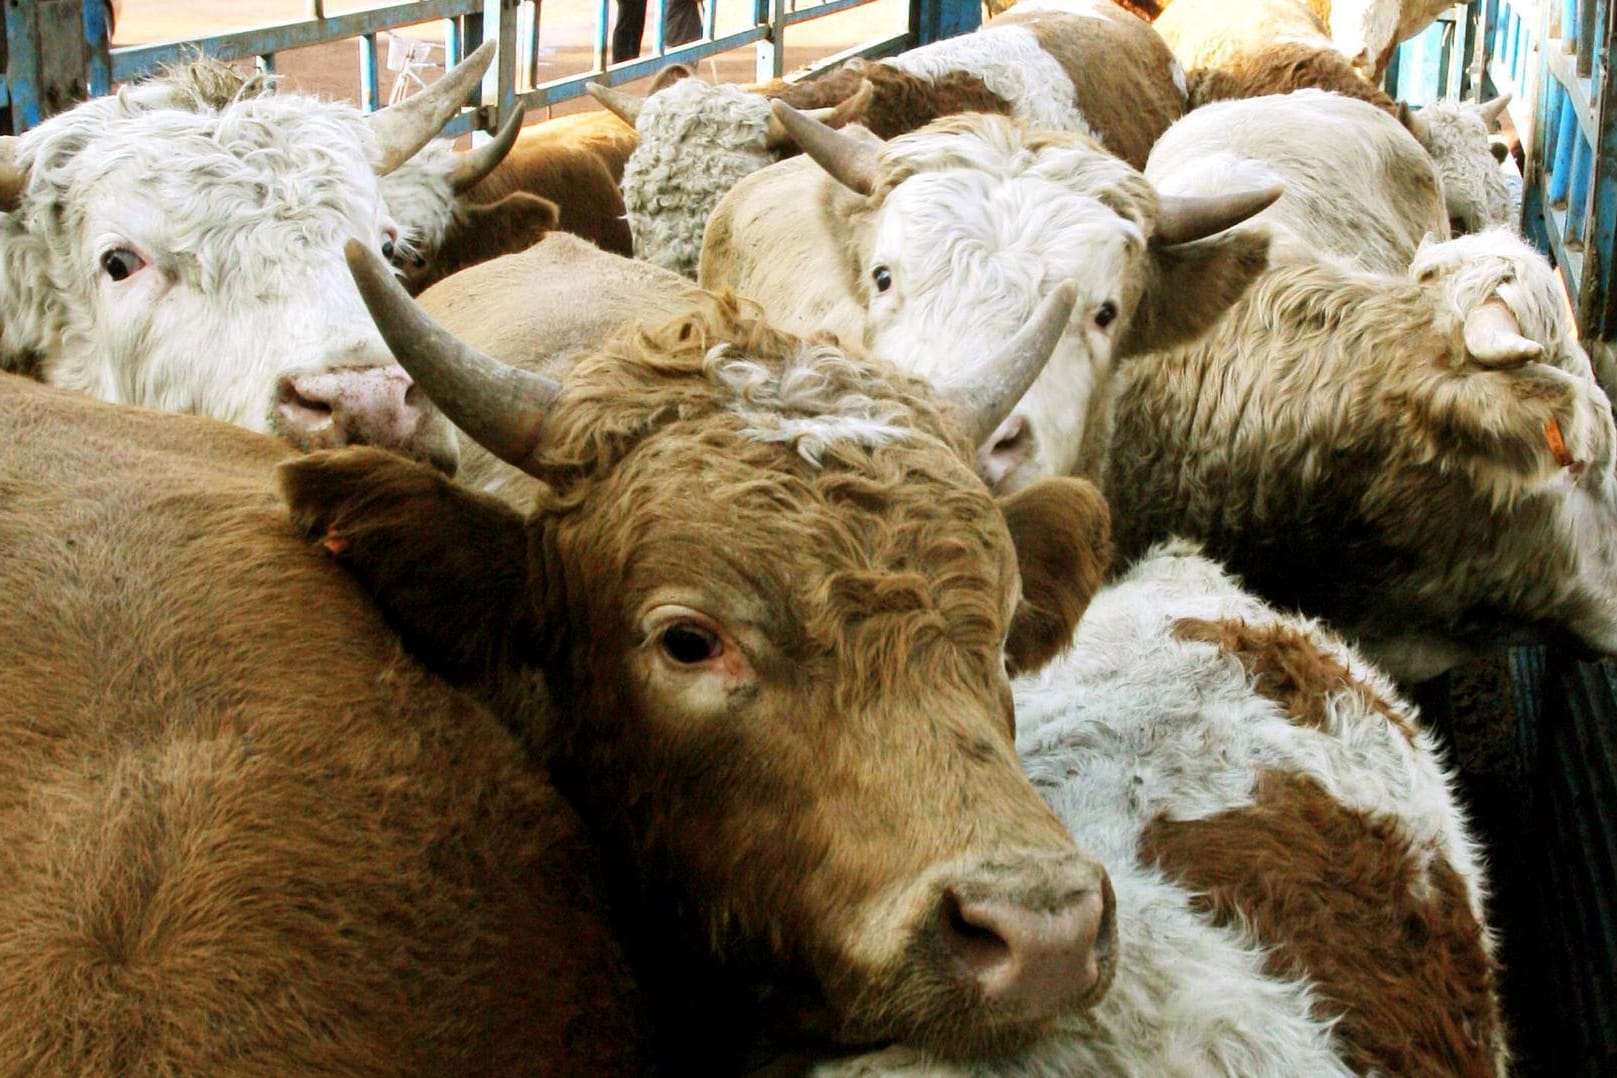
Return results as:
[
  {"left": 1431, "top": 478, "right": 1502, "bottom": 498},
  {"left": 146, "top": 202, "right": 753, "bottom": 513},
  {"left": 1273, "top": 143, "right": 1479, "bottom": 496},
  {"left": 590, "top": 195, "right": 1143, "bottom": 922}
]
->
[{"left": 111, "top": 0, "right": 910, "bottom": 117}]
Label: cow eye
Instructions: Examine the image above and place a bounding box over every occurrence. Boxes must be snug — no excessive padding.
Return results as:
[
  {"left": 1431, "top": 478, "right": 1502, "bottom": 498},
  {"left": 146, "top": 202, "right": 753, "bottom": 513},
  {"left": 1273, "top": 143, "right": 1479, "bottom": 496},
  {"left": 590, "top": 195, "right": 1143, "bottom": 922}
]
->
[
  {"left": 872, "top": 265, "right": 893, "bottom": 293},
  {"left": 660, "top": 623, "right": 721, "bottom": 665},
  {"left": 100, "top": 248, "right": 146, "bottom": 282},
  {"left": 1094, "top": 301, "right": 1118, "bottom": 329}
]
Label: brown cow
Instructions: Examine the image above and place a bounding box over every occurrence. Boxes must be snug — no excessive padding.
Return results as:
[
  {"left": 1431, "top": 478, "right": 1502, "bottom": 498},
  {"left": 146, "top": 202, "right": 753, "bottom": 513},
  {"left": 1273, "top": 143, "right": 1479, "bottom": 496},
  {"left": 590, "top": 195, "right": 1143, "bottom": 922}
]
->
[
  {"left": 0, "top": 372, "right": 643, "bottom": 1072},
  {"left": 279, "top": 242, "right": 1119, "bottom": 1067}
]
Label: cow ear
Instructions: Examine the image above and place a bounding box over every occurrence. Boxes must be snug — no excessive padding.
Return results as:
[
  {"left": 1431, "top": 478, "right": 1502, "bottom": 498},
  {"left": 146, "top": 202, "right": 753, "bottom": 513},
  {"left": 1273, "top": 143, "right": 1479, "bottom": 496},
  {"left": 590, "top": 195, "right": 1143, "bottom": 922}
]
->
[
  {"left": 1118, "top": 228, "right": 1271, "bottom": 358},
  {"left": 406, "top": 192, "right": 559, "bottom": 295},
  {"left": 1001, "top": 477, "right": 1112, "bottom": 675},
  {"left": 279, "top": 447, "right": 545, "bottom": 686},
  {"left": 648, "top": 63, "right": 695, "bottom": 94}
]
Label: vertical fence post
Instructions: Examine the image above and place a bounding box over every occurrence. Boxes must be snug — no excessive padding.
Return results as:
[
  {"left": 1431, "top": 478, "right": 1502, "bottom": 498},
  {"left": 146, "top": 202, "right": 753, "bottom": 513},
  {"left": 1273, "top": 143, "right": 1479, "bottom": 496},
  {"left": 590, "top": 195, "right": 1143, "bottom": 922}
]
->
[
  {"left": 755, "top": 0, "right": 786, "bottom": 81},
  {"left": 1582, "top": 3, "right": 1616, "bottom": 340},
  {"left": 910, "top": 0, "right": 979, "bottom": 48},
  {"left": 481, "top": 0, "right": 518, "bottom": 132}
]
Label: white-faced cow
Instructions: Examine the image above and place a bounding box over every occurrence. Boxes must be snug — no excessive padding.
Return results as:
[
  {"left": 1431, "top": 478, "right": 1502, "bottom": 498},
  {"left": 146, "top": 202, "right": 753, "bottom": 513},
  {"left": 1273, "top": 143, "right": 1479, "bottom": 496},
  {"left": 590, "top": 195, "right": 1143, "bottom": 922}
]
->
[
  {"left": 0, "top": 44, "right": 509, "bottom": 470},
  {"left": 276, "top": 242, "right": 1122, "bottom": 1067},
  {"left": 809, "top": 540, "right": 1506, "bottom": 1075},
  {"left": 1155, "top": 0, "right": 1512, "bottom": 234},
  {"left": 0, "top": 371, "right": 646, "bottom": 1073},
  {"left": 701, "top": 107, "right": 1277, "bottom": 494},
  {"left": 595, "top": 1, "right": 1185, "bottom": 276}
]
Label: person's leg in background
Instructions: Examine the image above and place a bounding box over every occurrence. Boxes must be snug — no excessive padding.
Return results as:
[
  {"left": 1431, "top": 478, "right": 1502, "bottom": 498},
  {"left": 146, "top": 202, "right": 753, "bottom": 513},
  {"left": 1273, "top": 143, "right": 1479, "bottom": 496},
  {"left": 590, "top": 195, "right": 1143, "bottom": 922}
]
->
[
  {"left": 663, "top": 0, "right": 705, "bottom": 48},
  {"left": 612, "top": 0, "right": 649, "bottom": 63}
]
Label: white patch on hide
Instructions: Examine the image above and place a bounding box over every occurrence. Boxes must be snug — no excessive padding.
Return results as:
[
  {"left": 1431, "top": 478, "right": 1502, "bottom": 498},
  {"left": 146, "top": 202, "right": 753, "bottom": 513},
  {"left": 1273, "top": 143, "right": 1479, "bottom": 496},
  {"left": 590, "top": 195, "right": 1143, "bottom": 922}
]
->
[{"left": 887, "top": 25, "right": 1091, "bottom": 135}]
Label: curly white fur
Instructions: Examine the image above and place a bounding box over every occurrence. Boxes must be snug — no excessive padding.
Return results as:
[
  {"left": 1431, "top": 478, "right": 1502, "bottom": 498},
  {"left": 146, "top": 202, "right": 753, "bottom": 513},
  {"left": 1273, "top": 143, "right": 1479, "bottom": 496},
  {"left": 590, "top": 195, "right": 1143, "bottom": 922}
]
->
[
  {"left": 816, "top": 541, "right": 1502, "bottom": 1076},
  {"left": 1413, "top": 98, "right": 1514, "bottom": 232},
  {"left": 621, "top": 79, "right": 778, "bottom": 278}
]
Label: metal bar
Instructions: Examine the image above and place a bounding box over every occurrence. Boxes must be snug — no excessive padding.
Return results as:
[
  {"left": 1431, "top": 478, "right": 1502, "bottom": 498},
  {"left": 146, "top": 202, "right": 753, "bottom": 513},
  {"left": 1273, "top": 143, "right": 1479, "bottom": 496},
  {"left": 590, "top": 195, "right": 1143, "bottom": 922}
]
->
[
  {"left": 783, "top": 28, "right": 910, "bottom": 79},
  {"left": 257, "top": 53, "right": 276, "bottom": 76},
  {"left": 756, "top": 0, "right": 787, "bottom": 81},
  {"left": 1568, "top": 131, "right": 1593, "bottom": 240},
  {"left": 704, "top": 0, "right": 718, "bottom": 43},
  {"left": 359, "top": 32, "right": 380, "bottom": 112},
  {"left": 6, "top": 0, "right": 43, "bottom": 130},
  {"left": 593, "top": 0, "right": 608, "bottom": 70},
  {"left": 110, "top": 0, "right": 481, "bottom": 82},
  {"left": 785, "top": 0, "right": 881, "bottom": 27},
  {"left": 651, "top": 0, "right": 666, "bottom": 56},
  {"left": 83, "top": 0, "right": 111, "bottom": 97},
  {"left": 545, "top": 24, "right": 767, "bottom": 103},
  {"left": 1543, "top": 35, "right": 1599, "bottom": 146}
]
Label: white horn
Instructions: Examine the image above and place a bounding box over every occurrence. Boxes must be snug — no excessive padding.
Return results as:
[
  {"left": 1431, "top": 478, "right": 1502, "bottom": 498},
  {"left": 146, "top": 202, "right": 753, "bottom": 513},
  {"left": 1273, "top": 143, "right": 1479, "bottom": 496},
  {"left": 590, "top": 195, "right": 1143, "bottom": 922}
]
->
[
  {"left": 1477, "top": 93, "right": 1512, "bottom": 128},
  {"left": 769, "top": 99, "right": 881, "bottom": 196},
  {"left": 368, "top": 40, "right": 496, "bottom": 176},
  {"left": 943, "top": 282, "right": 1079, "bottom": 446},
  {"left": 586, "top": 82, "right": 646, "bottom": 127},
  {"left": 449, "top": 107, "right": 524, "bottom": 193},
  {"left": 1463, "top": 298, "right": 1543, "bottom": 367}
]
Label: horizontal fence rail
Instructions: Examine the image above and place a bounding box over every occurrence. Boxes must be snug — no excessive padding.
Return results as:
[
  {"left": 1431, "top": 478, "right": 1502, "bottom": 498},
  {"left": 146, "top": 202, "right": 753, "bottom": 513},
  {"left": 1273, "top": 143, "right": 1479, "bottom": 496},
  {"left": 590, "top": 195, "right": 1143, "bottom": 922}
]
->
[{"left": 2, "top": 0, "right": 972, "bottom": 138}]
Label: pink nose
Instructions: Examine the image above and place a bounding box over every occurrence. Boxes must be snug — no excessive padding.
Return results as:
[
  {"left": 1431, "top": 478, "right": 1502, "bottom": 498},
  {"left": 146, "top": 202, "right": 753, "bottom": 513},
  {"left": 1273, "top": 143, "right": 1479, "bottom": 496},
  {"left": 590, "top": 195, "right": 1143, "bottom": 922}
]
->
[
  {"left": 274, "top": 366, "right": 458, "bottom": 474},
  {"left": 937, "top": 875, "right": 1115, "bottom": 1019}
]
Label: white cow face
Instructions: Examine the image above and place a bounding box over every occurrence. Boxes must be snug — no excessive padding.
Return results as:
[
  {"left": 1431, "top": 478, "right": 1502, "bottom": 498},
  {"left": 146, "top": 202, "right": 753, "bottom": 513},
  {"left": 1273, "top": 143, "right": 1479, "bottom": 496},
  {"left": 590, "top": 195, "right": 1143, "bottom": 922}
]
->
[
  {"left": 0, "top": 63, "right": 493, "bottom": 473},
  {"left": 861, "top": 160, "right": 1149, "bottom": 492}
]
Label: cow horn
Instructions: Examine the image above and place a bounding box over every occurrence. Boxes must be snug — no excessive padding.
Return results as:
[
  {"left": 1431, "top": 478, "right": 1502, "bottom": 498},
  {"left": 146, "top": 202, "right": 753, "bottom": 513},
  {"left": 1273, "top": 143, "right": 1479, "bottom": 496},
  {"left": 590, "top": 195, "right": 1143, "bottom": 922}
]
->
[
  {"left": 343, "top": 239, "right": 561, "bottom": 470},
  {"left": 1153, "top": 184, "right": 1283, "bottom": 246},
  {"left": 587, "top": 82, "right": 646, "bottom": 126},
  {"left": 764, "top": 79, "right": 875, "bottom": 149},
  {"left": 449, "top": 107, "right": 524, "bottom": 193},
  {"left": 942, "top": 281, "right": 1078, "bottom": 446},
  {"left": 1397, "top": 101, "right": 1432, "bottom": 143},
  {"left": 1463, "top": 297, "right": 1543, "bottom": 367},
  {"left": 368, "top": 40, "right": 496, "bottom": 176},
  {"left": 770, "top": 99, "right": 880, "bottom": 196},
  {"left": 1477, "top": 93, "right": 1512, "bottom": 128},
  {"left": 0, "top": 136, "right": 24, "bottom": 211}
]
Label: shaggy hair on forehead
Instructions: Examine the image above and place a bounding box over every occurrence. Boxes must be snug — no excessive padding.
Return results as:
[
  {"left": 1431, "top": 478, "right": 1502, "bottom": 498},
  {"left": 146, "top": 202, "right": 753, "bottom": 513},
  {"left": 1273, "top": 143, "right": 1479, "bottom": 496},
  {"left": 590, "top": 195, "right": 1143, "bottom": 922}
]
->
[
  {"left": 871, "top": 114, "right": 1155, "bottom": 229},
  {"left": 531, "top": 293, "right": 971, "bottom": 501},
  {"left": 620, "top": 80, "right": 778, "bottom": 278},
  {"left": 528, "top": 295, "right": 1016, "bottom": 689}
]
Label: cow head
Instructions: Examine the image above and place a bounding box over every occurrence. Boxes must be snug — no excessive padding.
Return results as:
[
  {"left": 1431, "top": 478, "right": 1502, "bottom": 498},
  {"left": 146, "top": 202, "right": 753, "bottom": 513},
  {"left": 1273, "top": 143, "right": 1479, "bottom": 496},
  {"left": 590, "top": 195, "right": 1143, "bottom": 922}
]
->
[
  {"left": 1398, "top": 95, "right": 1514, "bottom": 235},
  {"left": 0, "top": 45, "right": 510, "bottom": 473},
  {"left": 771, "top": 105, "right": 1277, "bottom": 493},
  {"left": 281, "top": 243, "right": 1119, "bottom": 1058},
  {"left": 593, "top": 69, "right": 872, "bottom": 277},
  {"left": 377, "top": 108, "right": 556, "bottom": 294}
]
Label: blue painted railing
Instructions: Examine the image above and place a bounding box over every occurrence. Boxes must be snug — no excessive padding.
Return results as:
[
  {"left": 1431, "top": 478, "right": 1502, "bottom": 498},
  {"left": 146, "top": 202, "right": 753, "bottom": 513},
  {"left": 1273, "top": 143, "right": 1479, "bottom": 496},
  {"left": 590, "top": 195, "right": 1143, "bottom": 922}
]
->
[{"left": 1, "top": 0, "right": 981, "bottom": 137}]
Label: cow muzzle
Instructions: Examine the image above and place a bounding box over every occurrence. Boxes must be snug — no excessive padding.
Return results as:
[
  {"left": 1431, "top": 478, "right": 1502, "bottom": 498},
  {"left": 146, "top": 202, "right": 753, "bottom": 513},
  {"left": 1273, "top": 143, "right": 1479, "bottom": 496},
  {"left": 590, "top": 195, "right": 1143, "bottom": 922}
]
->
[
  {"left": 274, "top": 364, "right": 461, "bottom": 476},
  {"left": 927, "top": 853, "right": 1116, "bottom": 1024}
]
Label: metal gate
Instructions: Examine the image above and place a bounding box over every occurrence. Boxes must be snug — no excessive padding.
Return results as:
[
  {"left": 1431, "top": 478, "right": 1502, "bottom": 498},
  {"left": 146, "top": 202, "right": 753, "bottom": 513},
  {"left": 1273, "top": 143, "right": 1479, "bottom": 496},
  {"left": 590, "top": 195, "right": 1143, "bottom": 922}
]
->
[{"left": 0, "top": 0, "right": 980, "bottom": 137}]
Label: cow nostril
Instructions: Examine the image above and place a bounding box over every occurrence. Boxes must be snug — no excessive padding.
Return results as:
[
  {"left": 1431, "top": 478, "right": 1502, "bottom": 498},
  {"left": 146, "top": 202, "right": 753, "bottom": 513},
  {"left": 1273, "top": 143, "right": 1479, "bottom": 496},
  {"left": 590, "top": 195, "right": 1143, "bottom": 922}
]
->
[
  {"left": 403, "top": 381, "right": 423, "bottom": 408},
  {"left": 275, "top": 377, "right": 333, "bottom": 422},
  {"left": 939, "top": 888, "right": 1013, "bottom": 975}
]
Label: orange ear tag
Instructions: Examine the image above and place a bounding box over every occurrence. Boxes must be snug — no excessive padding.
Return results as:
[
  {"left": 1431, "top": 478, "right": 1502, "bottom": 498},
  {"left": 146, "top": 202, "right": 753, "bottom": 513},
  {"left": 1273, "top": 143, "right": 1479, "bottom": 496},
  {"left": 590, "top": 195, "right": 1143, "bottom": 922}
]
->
[{"left": 1544, "top": 416, "right": 1575, "bottom": 468}]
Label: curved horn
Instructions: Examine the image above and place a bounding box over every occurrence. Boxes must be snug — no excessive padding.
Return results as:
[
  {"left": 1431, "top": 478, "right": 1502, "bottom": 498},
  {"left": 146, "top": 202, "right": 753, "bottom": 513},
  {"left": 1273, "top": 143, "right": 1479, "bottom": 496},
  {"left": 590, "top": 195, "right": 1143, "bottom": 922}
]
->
[
  {"left": 368, "top": 39, "right": 496, "bottom": 176},
  {"left": 764, "top": 79, "right": 876, "bottom": 148},
  {"left": 343, "top": 239, "right": 561, "bottom": 470},
  {"left": 770, "top": 99, "right": 881, "bottom": 196},
  {"left": 586, "top": 82, "right": 646, "bottom": 127},
  {"left": 449, "top": 107, "right": 524, "bottom": 193},
  {"left": 1477, "top": 93, "right": 1512, "bottom": 128},
  {"left": 1463, "top": 297, "right": 1543, "bottom": 367},
  {"left": 0, "top": 137, "right": 24, "bottom": 212},
  {"left": 1153, "top": 184, "right": 1283, "bottom": 246},
  {"left": 1397, "top": 101, "right": 1432, "bottom": 143},
  {"left": 942, "top": 281, "right": 1078, "bottom": 446}
]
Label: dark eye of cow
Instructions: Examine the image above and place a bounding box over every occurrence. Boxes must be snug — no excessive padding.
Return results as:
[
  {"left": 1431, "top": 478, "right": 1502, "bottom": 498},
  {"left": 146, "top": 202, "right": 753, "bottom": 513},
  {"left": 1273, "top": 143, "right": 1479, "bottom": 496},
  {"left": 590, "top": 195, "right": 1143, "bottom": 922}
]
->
[
  {"left": 872, "top": 265, "right": 893, "bottom": 293},
  {"left": 101, "top": 248, "right": 146, "bottom": 282},
  {"left": 660, "top": 623, "right": 721, "bottom": 665},
  {"left": 381, "top": 237, "right": 396, "bottom": 261},
  {"left": 1095, "top": 301, "right": 1118, "bottom": 329}
]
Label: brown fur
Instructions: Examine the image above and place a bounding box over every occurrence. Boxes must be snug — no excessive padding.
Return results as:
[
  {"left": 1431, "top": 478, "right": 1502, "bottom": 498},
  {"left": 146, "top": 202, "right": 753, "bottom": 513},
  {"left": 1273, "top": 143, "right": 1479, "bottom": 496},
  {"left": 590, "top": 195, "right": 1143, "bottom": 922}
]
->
[
  {"left": 772, "top": 62, "right": 1014, "bottom": 140},
  {"left": 1187, "top": 39, "right": 1397, "bottom": 113},
  {"left": 280, "top": 296, "right": 1113, "bottom": 1064},
  {"left": 0, "top": 373, "right": 644, "bottom": 1072},
  {"left": 1002, "top": 478, "right": 1113, "bottom": 675},
  {"left": 402, "top": 191, "right": 561, "bottom": 296},
  {"left": 1173, "top": 617, "right": 1417, "bottom": 741},
  {"left": 1142, "top": 770, "right": 1502, "bottom": 1075},
  {"left": 463, "top": 134, "right": 633, "bottom": 260},
  {"left": 990, "top": 5, "right": 1186, "bottom": 170}
]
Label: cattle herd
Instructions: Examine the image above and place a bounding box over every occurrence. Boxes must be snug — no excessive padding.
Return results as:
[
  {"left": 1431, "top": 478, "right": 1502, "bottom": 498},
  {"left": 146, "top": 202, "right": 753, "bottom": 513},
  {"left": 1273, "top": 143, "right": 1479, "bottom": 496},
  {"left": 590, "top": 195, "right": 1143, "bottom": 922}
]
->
[{"left": 0, "top": 0, "right": 1601, "bottom": 1072}]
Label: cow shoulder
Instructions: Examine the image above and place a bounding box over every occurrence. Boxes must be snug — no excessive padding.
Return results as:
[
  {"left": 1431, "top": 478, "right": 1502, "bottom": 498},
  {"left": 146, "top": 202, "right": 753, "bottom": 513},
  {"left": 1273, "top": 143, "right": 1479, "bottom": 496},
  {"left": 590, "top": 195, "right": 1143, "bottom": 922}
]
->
[
  {"left": 1001, "top": 477, "right": 1112, "bottom": 674},
  {"left": 279, "top": 447, "right": 542, "bottom": 685},
  {"left": 1120, "top": 227, "right": 1273, "bottom": 358}
]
